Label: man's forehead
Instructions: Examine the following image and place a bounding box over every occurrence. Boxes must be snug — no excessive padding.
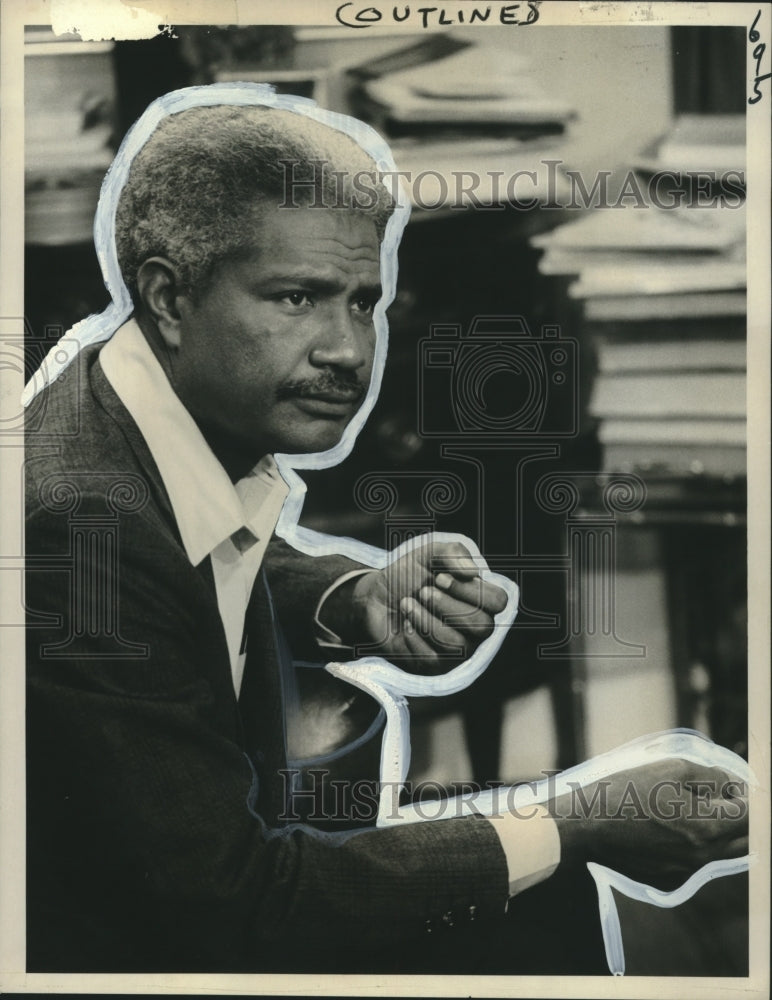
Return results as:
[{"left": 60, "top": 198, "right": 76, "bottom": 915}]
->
[{"left": 242, "top": 202, "right": 382, "bottom": 265}]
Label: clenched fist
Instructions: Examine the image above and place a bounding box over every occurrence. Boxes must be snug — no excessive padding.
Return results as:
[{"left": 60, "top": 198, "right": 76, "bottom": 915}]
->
[{"left": 323, "top": 537, "right": 509, "bottom": 674}]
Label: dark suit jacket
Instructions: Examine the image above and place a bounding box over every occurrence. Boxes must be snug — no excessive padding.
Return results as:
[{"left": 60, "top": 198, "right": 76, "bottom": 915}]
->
[{"left": 24, "top": 343, "right": 509, "bottom": 972}]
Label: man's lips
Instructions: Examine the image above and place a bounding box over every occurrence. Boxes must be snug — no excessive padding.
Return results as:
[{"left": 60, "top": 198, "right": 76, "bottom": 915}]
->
[
  {"left": 299, "top": 388, "right": 363, "bottom": 404},
  {"left": 289, "top": 388, "right": 364, "bottom": 417}
]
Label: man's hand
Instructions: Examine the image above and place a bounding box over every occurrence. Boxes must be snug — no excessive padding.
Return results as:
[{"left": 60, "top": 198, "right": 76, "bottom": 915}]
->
[
  {"left": 550, "top": 759, "right": 749, "bottom": 891},
  {"left": 324, "top": 538, "right": 509, "bottom": 674}
]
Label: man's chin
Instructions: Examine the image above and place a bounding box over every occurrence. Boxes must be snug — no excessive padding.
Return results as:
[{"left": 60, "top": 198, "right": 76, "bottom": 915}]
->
[{"left": 274, "top": 424, "right": 350, "bottom": 457}]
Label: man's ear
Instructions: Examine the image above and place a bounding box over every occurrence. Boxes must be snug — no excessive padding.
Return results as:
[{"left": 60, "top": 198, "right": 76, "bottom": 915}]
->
[{"left": 135, "top": 258, "right": 186, "bottom": 349}]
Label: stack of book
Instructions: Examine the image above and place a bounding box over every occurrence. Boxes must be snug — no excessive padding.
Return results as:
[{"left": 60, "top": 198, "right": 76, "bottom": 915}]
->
[
  {"left": 25, "top": 29, "right": 116, "bottom": 246},
  {"left": 531, "top": 115, "right": 746, "bottom": 481},
  {"left": 634, "top": 112, "right": 745, "bottom": 177},
  {"left": 354, "top": 41, "right": 575, "bottom": 141},
  {"left": 345, "top": 38, "right": 574, "bottom": 212}
]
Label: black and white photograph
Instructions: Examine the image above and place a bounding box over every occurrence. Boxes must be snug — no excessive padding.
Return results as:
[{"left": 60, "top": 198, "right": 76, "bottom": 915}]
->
[{"left": 0, "top": 0, "right": 769, "bottom": 995}]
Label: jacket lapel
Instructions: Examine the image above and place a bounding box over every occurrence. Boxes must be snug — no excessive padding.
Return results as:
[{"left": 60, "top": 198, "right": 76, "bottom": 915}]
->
[
  {"left": 89, "top": 349, "right": 178, "bottom": 531},
  {"left": 239, "top": 568, "right": 290, "bottom": 827},
  {"left": 88, "top": 345, "right": 244, "bottom": 736}
]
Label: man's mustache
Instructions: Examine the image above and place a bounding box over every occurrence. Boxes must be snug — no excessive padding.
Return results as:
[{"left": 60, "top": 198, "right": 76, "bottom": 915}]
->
[{"left": 276, "top": 371, "right": 368, "bottom": 403}]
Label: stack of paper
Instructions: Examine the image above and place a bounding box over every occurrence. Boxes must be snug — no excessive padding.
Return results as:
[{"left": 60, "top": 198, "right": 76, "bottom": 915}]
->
[{"left": 531, "top": 115, "right": 747, "bottom": 480}]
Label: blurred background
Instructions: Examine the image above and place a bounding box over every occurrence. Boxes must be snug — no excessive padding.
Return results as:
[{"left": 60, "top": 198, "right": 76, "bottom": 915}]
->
[{"left": 24, "top": 22, "right": 749, "bottom": 975}]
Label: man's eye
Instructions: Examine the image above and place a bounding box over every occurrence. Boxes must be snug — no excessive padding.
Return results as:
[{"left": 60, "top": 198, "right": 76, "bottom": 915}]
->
[
  {"left": 352, "top": 297, "right": 376, "bottom": 317},
  {"left": 281, "top": 291, "right": 313, "bottom": 308}
]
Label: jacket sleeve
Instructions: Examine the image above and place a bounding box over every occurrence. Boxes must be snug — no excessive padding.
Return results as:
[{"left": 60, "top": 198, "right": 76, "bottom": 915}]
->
[
  {"left": 25, "top": 499, "right": 509, "bottom": 972},
  {"left": 262, "top": 534, "right": 374, "bottom": 660}
]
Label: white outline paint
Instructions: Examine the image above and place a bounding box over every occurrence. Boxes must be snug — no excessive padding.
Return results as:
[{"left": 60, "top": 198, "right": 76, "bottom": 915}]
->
[
  {"left": 22, "top": 84, "right": 751, "bottom": 977},
  {"left": 21, "top": 80, "right": 520, "bottom": 681},
  {"left": 588, "top": 855, "right": 754, "bottom": 976},
  {"left": 368, "top": 726, "right": 754, "bottom": 976},
  {"left": 21, "top": 80, "right": 520, "bottom": 810}
]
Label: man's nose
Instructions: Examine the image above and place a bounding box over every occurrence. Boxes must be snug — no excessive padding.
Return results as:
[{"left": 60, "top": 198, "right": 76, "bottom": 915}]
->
[{"left": 309, "top": 311, "right": 369, "bottom": 371}]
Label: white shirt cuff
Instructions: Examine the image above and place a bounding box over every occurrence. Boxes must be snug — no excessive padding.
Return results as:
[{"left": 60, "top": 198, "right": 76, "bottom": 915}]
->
[
  {"left": 314, "top": 568, "right": 378, "bottom": 650},
  {"left": 486, "top": 804, "right": 561, "bottom": 900}
]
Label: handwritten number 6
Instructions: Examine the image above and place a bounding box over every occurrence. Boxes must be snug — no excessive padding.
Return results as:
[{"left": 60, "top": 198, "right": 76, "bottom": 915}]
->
[{"left": 749, "top": 10, "right": 760, "bottom": 44}]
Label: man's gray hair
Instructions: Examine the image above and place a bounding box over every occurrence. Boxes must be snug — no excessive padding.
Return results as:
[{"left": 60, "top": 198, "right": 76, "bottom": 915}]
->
[{"left": 115, "top": 103, "right": 396, "bottom": 301}]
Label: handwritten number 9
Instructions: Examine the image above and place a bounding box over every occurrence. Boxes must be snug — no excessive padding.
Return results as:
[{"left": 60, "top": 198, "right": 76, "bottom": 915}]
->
[{"left": 748, "top": 10, "right": 769, "bottom": 106}]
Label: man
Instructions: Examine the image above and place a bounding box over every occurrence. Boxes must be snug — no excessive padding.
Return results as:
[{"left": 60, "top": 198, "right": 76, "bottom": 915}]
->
[{"left": 24, "top": 89, "right": 748, "bottom": 973}]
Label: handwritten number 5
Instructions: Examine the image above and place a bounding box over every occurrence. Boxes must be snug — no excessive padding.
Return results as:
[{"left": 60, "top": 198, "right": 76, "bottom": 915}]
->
[{"left": 748, "top": 10, "right": 770, "bottom": 105}]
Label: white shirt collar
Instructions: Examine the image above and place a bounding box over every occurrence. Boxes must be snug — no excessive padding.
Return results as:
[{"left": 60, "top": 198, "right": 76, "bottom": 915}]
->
[{"left": 99, "top": 318, "right": 287, "bottom": 566}]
